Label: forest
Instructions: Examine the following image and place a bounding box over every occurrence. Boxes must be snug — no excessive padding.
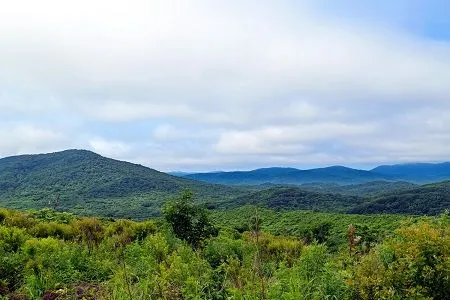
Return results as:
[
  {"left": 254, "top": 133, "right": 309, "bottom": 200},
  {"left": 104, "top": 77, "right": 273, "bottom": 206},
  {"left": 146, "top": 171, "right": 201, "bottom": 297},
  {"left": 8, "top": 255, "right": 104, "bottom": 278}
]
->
[{"left": 1, "top": 191, "right": 449, "bottom": 299}]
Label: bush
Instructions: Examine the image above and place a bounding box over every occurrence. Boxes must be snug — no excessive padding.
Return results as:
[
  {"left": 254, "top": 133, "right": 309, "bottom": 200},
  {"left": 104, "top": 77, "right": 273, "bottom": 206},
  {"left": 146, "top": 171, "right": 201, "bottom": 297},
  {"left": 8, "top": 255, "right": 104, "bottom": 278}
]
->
[
  {"left": 162, "top": 191, "right": 218, "bottom": 248},
  {"left": 29, "top": 222, "right": 74, "bottom": 240},
  {"left": 72, "top": 218, "right": 104, "bottom": 252},
  {"left": 352, "top": 220, "right": 450, "bottom": 299},
  {"left": 204, "top": 236, "right": 244, "bottom": 268}
]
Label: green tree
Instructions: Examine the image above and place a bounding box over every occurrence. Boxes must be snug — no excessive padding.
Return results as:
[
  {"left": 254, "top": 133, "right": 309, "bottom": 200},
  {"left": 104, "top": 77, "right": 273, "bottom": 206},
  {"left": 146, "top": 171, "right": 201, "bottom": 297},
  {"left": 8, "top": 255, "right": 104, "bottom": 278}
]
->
[{"left": 162, "top": 191, "right": 217, "bottom": 248}]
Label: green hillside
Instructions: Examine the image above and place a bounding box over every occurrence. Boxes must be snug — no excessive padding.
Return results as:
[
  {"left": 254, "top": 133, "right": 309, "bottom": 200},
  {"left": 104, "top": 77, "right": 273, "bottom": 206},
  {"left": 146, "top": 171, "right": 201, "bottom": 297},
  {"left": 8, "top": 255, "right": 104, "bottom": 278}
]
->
[
  {"left": 214, "top": 186, "right": 369, "bottom": 212},
  {"left": 350, "top": 181, "right": 450, "bottom": 215},
  {"left": 297, "top": 181, "right": 417, "bottom": 197},
  {"left": 0, "top": 150, "right": 246, "bottom": 218}
]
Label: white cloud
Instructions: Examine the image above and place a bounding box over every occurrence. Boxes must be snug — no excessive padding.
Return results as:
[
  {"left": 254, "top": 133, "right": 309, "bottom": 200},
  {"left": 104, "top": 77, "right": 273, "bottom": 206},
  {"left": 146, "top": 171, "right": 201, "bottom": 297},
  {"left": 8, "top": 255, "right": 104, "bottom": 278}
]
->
[
  {"left": 0, "top": 125, "right": 67, "bottom": 156},
  {"left": 0, "top": 0, "right": 449, "bottom": 169},
  {"left": 89, "top": 138, "right": 132, "bottom": 159}
]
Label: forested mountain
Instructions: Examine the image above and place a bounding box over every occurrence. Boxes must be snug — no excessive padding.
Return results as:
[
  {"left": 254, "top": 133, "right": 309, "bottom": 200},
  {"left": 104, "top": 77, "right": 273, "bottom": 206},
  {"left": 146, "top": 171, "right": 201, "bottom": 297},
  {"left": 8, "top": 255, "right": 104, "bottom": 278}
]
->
[
  {"left": 0, "top": 150, "right": 246, "bottom": 218},
  {"left": 372, "top": 162, "right": 450, "bottom": 183},
  {"left": 349, "top": 181, "right": 450, "bottom": 215}
]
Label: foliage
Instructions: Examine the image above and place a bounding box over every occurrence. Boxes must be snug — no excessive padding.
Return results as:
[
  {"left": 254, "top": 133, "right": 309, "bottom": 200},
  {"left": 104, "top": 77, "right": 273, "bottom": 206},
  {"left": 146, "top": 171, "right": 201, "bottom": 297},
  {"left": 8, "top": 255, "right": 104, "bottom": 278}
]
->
[
  {"left": 213, "top": 206, "right": 413, "bottom": 251},
  {"left": 0, "top": 204, "right": 448, "bottom": 299},
  {"left": 351, "top": 215, "right": 450, "bottom": 299},
  {"left": 162, "top": 191, "right": 218, "bottom": 248},
  {"left": 350, "top": 181, "right": 450, "bottom": 215},
  {"left": 215, "top": 186, "right": 368, "bottom": 213},
  {"left": 0, "top": 150, "right": 249, "bottom": 219}
]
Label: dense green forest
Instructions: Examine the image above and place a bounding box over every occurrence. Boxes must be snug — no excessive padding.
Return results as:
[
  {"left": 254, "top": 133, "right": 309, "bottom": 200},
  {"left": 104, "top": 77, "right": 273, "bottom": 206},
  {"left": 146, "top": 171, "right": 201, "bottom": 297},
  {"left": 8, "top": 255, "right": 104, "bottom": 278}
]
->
[
  {"left": 0, "top": 150, "right": 249, "bottom": 218},
  {"left": 350, "top": 181, "right": 450, "bottom": 215},
  {"left": 1, "top": 196, "right": 449, "bottom": 299},
  {"left": 214, "top": 187, "right": 367, "bottom": 212}
]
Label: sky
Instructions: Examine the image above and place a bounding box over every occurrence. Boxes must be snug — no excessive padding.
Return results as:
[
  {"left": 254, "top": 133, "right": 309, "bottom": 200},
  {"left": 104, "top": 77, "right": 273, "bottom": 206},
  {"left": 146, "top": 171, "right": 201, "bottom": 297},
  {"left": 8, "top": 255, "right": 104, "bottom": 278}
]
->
[{"left": 1, "top": 0, "right": 449, "bottom": 172}]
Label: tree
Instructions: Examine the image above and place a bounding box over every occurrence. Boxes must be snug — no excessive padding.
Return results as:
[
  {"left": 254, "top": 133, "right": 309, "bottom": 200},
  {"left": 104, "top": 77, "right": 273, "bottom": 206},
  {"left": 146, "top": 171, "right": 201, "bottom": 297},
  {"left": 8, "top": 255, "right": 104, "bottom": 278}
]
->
[{"left": 162, "top": 191, "right": 217, "bottom": 248}]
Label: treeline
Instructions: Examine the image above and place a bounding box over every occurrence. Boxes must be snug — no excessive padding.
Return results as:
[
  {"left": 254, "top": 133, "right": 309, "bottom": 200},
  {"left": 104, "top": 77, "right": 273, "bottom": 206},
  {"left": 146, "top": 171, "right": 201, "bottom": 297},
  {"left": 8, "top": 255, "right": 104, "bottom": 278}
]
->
[{"left": 1, "top": 194, "right": 450, "bottom": 299}]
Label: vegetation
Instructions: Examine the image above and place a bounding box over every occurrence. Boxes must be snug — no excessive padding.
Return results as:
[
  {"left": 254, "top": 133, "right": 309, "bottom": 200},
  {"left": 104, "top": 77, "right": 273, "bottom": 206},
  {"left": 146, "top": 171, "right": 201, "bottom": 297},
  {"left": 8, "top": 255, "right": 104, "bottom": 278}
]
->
[
  {"left": 162, "top": 191, "right": 218, "bottom": 248},
  {"left": 297, "top": 181, "right": 417, "bottom": 197},
  {"left": 212, "top": 206, "right": 413, "bottom": 251},
  {"left": 214, "top": 187, "right": 367, "bottom": 212},
  {"left": 0, "top": 150, "right": 248, "bottom": 218},
  {"left": 0, "top": 201, "right": 448, "bottom": 299},
  {"left": 350, "top": 181, "right": 450, "bottom": 215}
]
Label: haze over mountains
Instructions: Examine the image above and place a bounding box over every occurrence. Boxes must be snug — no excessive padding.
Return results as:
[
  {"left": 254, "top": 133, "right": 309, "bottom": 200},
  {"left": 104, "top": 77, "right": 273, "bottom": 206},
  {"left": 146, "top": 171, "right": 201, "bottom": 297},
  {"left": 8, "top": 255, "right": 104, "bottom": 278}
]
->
[
  {"left": 0, "top": 149, "right": 449, "bottom": 218},
  {"left": 180, "top": 163, "right": 450, "bottom": 185}
]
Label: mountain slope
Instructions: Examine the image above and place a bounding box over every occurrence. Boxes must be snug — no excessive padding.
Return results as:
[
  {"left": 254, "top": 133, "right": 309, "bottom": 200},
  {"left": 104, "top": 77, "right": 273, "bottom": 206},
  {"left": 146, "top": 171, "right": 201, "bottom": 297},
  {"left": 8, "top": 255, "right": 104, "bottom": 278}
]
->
[
  {"left": 183, "top": 166, "right": 393, "bottom": 185},
  {"left": 372, "top": 162, "right": 450, "bottom": 183},
  {"left": 298, "top": 181, "right": 418, "bottom": 197},
  {"left": 0, "top": 150, "right": 245, "bottom": 218},
  {"left": 349, "top": 181, "right": 450, "bottom": 215},
  {"left": 214, "top": 186, "right": 369, "bottom": 212}
]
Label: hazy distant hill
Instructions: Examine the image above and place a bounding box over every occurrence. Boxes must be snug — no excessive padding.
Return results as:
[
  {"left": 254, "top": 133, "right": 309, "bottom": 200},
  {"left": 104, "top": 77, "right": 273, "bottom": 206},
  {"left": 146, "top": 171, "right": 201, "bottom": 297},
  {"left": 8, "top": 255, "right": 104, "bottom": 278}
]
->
[
  {"left": 182, "top": 166, "right": 394, "bottom": 185},
  {"left": 372, "top": 162, "right": 450, "bottom": 183},
  {"left": 181, "top": 163, "right": 450, "bottom": 185},
  {"left": 0, "top": 150, "right": 245, "bottom": 218}
]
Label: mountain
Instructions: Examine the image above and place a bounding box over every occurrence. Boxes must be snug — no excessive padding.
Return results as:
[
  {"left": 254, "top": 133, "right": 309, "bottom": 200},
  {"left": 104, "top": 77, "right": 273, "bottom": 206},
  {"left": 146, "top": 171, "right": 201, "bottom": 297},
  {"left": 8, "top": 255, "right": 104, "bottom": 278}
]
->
[
  {"left": 182, "top": 166, "right": 394, "bottom": 185},
  {"left": 372, "top": 162, "right": 450, "bottom": 183},
  {"left": 180, "top": 162, "right": 450, "bottom": 186},
  {"left": 349, "top": 181, "right": 450, "bottom": 215},
  {"left": 0, "top": 150, "right": 245, "bottom": 218}
]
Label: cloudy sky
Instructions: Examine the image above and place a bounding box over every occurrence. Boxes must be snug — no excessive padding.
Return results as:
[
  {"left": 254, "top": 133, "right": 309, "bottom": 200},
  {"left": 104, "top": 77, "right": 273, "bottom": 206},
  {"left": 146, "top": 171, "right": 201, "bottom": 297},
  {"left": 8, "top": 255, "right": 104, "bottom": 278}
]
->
[{"left": 1, "top": 0, "right": 449, "bottom": 171}]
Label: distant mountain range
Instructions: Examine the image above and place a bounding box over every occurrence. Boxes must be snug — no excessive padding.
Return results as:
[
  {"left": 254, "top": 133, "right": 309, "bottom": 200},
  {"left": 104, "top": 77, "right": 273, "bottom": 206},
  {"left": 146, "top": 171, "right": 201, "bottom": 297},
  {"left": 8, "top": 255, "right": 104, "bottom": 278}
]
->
[
  {"left": 179, "top": 163, "right": 450, "bottom": 185},
  {"left": 372, "top": 163, "right": 450, "bottom": 182}
]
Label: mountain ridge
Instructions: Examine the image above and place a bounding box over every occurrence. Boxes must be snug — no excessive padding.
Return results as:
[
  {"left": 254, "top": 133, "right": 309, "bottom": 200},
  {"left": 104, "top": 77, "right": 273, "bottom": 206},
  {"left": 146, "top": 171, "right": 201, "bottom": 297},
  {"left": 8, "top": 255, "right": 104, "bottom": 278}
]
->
[{"left": 180, "top": 163, "right": 450, "bottom": 185}]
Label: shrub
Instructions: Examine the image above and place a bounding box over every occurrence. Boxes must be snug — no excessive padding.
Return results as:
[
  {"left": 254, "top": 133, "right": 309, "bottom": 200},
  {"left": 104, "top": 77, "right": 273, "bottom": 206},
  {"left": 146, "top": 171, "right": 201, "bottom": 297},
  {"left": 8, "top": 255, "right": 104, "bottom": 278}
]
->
[
  {"left": 28, "top": 222, "right": 74, "bottom": 240},
  {"left": 162, "top": 191, "right": 218, "bottom": 248},
  {"left": 72, "top": 218, "right": 104, "bottom": 252},
  {"left": 204, "top": 236, "right": 244, "bottom": 268},
  {"left": 352, "top": 220, "right": 450, "bottom": 299}
]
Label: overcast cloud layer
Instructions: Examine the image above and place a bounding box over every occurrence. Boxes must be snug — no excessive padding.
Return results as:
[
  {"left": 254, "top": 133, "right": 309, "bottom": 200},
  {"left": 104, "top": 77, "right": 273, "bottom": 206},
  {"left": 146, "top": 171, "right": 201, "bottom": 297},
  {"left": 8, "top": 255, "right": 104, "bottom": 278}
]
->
[{"left": 1, "top": 0, "right": 450, "bottom": 171}]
